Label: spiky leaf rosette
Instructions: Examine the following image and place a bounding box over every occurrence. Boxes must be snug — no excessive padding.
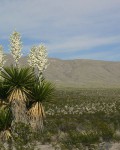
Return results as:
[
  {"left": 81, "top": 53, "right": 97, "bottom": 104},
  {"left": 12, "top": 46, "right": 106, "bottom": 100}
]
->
[
  {"left": 28, "top": 80, "right": 54, "bottom": 118},
  {"left": 0, "top": 66, "right": 35, "bottom": 102},
  {"left": 10, "top": 31, "right": 22, "bottom": 67},
  {"left": 31, "top": 79, "right": 54, "bottom": 104}
]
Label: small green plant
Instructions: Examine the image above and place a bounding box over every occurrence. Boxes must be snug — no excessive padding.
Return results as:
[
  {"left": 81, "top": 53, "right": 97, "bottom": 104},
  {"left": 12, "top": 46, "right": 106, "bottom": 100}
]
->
[
  {"left": 11, "top": 122, "right": 35, "bottom": 150},
  {"left": 0, "top": 107, "right": 12, "bottom": 132}
]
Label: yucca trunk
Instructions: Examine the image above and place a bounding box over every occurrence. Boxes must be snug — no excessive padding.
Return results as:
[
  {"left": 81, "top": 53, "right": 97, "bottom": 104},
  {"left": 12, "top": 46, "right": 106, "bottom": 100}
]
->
[
  {"left": 11, "top": 100, "right": 28, "bottom": 125},
  {"left": 9, "top": 89, "right": 28, "bottom": 125},
  {"left": 27, "top": 102, "right": 45, "bottom": 131}
]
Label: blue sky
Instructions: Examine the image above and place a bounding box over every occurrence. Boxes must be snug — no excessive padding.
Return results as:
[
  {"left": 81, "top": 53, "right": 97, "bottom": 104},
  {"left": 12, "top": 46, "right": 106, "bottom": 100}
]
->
[{"left": 0, "top": 0, "right": 120, "bottom": 61}]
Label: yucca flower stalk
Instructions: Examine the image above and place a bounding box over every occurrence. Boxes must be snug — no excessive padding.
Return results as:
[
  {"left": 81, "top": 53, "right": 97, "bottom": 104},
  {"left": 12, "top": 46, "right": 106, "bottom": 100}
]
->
[
  {"left": 0, "top": 45, "right": 6, "bottom": 72},
  {"left": 10, "top": 31, "right": 22, "bottom": 68},
  {"left": 28, "top": 44, "right": 48, "bottom": 82}
]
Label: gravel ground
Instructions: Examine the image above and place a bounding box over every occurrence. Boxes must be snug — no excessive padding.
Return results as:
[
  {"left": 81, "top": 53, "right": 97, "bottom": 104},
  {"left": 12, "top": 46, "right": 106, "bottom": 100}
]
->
[
  {"left": 34, "top": 142, "right": 120, "bottom": 150},
  {"left": 2, "top": 142, "right": 120, "bottom": 150},
  {"left": 109, "top": 142, "right": 120, "bottom": 150},
  {"left": 34, "top": 144, "right": 54, "bottom": 150}
]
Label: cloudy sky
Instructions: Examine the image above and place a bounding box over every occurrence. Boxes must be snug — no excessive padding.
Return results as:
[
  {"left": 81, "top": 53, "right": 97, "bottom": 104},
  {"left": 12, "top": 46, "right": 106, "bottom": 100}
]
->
[{"left": 0, "top": 0, "right": 120, "bottom": 61}]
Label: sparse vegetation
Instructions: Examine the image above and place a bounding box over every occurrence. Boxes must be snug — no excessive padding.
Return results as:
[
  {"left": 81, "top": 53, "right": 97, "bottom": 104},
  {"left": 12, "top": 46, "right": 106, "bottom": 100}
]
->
[
  {"left": 1, "top": 85, "right": 120, "bottom": 149},
  {"left": 0, "top": 31, "right": 120, "bottom": 150},
  {"left": 41, "top": 88, "right": 120, "bottom": 149}
]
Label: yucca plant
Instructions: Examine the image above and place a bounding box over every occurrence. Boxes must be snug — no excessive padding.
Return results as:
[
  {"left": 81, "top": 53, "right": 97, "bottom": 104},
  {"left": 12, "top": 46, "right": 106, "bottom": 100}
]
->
[
  {"left": 27, "top": 79, "right": 54, "bottom": 131},
  {"left": 0, "top": 66, "right": 35, "bottom": 124},
  {"left": 0, "top": 87, "right": 8, "bottom": 110},
  {"left": 0, "top": 107, "right": 12, "bottom": 141}
]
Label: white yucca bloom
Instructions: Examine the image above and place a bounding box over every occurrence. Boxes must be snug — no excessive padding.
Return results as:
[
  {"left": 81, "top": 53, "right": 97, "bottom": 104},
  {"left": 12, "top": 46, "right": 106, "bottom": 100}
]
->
[
  {"left": 0, "top": 45, "right": 6, "bottom": 70},
  {"left": 10, "top": 31, "right": 22, "bottom": 67},
  {"left": 28, "top": 44, "right": 48, "bottom": 80}
]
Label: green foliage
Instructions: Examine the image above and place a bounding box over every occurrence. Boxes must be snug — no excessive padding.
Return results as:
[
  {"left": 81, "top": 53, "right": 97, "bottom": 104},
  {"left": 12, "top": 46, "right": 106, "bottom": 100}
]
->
[
  {"left": 1, "top": 66, "right": 35, "bottom": 89},
  {"left": 0, "top": 123, "right": 37, "bottom": 150},
  {"left": 41, "top": 88, "right": 120, "bottom": 148},
  {"left": 0, "top": 66, "right": 35, "bottom": 101},
  {"left": 0, "top": 82, "right": 9, "bottom": 101},
  {"left": 1, "top": 83, "right": 120, "bottom": 149},
  {"left": 30, "top": 79, "right": 54, "bottom": 104},
  {"left": 68, "top": 130, "right": 98, "bottom": 145},
  {"left": 0, "top": 107, "right": 12, "bottom": 132},
  {"left": 12, "top": 123, "right": 33, "bottom": 145},
  {"left": 61, "top": 130, "right": 99, "bottom": 150}
]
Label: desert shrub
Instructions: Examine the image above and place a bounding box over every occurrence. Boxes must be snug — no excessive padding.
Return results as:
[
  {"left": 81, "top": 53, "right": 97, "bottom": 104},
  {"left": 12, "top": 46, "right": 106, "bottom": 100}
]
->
[
  {"left": 1, "top": 88, "right": 120, "bottom": 149},
  {"left": 11, "top": 122, "right": 34, "bottom": 149},
  {"left": 0, "top": 107, "right": 12, "bottom": 132}
]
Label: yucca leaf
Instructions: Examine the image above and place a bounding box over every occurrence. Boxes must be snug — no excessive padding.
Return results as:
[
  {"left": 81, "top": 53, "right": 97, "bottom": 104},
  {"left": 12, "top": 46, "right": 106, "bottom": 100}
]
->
[{"left": 0, "top": 66, "right": 35, "bottom": 102}]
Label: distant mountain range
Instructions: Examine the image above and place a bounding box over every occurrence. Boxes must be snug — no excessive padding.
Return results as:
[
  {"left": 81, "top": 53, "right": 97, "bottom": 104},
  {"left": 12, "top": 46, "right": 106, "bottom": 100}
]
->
[{"left": 5, "top": 54, "right": 120, "bottom": 88}]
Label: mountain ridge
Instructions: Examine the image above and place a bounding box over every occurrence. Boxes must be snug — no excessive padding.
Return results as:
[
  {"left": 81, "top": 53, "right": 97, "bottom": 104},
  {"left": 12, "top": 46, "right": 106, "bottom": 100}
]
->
[{"left": 5, "top": 54, "right": 120, "bottom": 88}]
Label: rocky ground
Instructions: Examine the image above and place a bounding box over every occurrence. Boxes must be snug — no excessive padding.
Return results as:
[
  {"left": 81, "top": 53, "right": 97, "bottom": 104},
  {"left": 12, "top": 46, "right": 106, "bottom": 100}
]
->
[{"left": 1, "top": 142, "right": 120, "bottom": 150}]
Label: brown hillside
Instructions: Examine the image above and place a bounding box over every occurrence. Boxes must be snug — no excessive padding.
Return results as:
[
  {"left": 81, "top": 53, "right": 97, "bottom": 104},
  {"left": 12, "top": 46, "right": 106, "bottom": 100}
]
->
[{"left": 5, "top": 54, "right": 120, "bottom": 88}]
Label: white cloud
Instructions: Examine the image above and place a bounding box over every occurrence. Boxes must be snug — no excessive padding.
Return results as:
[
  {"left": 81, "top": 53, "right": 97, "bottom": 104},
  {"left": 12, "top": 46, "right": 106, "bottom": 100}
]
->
[
  {"left": 47, "top": 35, "right": 120, "bottom": 53},
  {"left": 66, "top": 48, "right": 120, "bottom": 61},
  {"left": 0, "top": 0, "right": 120, "bottom": 33},
  {"left": 0, "top": 0, "right": 120, "bottom": 60}
]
